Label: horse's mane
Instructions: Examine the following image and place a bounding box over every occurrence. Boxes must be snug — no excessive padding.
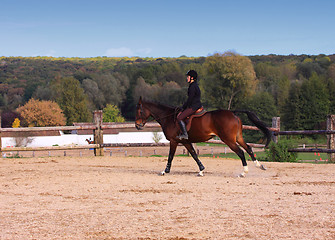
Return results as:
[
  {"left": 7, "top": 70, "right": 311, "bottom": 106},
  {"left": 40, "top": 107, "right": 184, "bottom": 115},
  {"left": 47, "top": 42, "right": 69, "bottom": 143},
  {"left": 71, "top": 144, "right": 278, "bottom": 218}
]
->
[{"left": 142, "top": 99, "right": 176, "bottom": 112}]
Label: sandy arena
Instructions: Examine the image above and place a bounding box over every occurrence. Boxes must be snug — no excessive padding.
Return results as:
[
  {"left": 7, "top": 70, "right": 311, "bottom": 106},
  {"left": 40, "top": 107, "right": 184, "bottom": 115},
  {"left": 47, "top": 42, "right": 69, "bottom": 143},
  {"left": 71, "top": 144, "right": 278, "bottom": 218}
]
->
[{"left": 0, "top": 151, "right": 334, "bottom": 239}]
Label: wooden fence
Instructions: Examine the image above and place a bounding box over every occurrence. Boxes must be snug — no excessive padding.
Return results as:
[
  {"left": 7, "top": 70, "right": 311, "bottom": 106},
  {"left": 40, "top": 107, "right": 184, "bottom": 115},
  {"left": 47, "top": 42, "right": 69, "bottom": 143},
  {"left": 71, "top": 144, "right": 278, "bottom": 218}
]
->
[
  {"left": 0, "top": 110, "right": 280, "bottom": 157},
  {"left": 274, "top": 115, "right": 335, "bottom": 162},
  {"left": 1, "top": 111, "right": 334, "bottom": 162}
]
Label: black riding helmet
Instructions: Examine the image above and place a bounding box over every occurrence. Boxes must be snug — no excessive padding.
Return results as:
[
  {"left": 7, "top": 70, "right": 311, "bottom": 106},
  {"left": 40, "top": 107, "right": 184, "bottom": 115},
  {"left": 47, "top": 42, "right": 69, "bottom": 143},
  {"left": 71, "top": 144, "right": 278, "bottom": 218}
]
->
[{"left": 186, "top": 70, "right": 197, "bottom": 80}]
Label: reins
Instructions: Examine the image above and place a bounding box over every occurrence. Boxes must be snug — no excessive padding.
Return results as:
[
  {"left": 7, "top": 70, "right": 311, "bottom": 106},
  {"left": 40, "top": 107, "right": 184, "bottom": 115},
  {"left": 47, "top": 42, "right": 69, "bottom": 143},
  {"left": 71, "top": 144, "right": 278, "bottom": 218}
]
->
[
  {"left": 148, "top": 109, "right": 179, "bottom": 123},
  {"left": 139, "top": 103, "right": 180, "bottom": 123},
  {"left": 153, "top": 108, "right": 179, "bottom": 122}
]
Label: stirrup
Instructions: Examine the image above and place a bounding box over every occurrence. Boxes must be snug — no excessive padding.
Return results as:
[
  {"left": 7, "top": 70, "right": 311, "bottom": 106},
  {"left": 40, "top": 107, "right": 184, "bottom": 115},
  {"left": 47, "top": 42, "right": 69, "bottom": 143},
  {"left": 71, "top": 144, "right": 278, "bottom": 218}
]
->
[{"left": 177, "top": 133, "right": 188, "bottom": 140}]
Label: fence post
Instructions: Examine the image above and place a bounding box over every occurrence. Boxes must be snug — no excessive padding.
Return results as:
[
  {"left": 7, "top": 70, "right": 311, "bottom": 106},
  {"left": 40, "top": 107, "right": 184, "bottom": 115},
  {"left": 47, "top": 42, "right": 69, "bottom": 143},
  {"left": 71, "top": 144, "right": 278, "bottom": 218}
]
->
[
  {"left": 93, "top": 110, "right": 104, "bottom": 156},
  {"left": 272, "top": 117, "right": 280, "bottom": 143},
  {"left": 327, "top": 115, "right": 335, "bottom": 162}
]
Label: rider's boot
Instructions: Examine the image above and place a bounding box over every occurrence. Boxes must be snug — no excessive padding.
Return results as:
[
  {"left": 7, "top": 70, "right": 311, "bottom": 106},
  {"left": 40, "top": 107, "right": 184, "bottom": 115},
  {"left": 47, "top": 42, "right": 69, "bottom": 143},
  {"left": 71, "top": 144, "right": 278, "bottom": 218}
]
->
[{"left": 177, "top": 120, "right": 188, "bottom": 140}]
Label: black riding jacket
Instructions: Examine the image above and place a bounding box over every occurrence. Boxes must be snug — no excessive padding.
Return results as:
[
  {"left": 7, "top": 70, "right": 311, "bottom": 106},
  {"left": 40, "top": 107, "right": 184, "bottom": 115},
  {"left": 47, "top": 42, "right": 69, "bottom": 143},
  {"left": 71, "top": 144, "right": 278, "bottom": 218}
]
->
[{"left": 182, "top": 81, "right": 202, "bottom": 111}]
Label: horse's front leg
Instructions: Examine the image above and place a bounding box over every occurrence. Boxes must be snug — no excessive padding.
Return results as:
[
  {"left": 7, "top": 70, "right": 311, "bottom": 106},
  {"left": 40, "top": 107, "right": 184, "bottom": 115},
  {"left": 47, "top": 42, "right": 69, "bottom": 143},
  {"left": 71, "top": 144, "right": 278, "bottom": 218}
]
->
[
  {"left": 160, "top": 141, "right": 178, "bottom": 175},
  {"left": 183, "top": 142, "right": 205, "bottom": 176}
]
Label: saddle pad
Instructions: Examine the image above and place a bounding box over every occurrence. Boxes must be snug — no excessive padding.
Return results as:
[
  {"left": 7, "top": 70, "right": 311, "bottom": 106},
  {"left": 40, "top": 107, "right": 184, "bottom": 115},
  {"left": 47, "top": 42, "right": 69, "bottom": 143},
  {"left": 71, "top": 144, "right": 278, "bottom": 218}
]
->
[
  {"left": 194, "top": 107, "right": 206, "bottom": 116},
  {"left": 185, "top": 108, "right": 207, "bottom": 131}
]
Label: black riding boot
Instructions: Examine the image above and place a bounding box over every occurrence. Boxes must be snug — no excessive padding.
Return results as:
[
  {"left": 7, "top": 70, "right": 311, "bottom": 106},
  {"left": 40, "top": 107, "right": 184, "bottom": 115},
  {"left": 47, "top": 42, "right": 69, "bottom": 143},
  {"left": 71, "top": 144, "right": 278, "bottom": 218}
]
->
[{"left": 177, "top": 120, "right": 188, "bottom": 140}]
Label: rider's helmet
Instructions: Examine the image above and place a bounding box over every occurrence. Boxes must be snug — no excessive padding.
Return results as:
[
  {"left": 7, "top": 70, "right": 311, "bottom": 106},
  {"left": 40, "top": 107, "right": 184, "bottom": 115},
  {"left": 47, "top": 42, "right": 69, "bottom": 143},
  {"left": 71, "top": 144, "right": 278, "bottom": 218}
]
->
[{"left": 186, "top": 70, "right": 198, "bottom": 80}]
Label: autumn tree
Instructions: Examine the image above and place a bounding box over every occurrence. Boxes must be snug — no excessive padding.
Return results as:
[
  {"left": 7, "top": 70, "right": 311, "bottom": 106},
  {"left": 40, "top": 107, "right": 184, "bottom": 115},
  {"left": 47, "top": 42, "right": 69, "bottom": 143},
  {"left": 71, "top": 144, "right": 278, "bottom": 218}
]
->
[
  {"left": 203, "top": 51, "right": 257, "bottom": 109},
  {"left": 16, "top": 99, "right": 66, "bottom": 127},
  {"left": 12, "top": 118, "right": 20, "bottom": 128}
]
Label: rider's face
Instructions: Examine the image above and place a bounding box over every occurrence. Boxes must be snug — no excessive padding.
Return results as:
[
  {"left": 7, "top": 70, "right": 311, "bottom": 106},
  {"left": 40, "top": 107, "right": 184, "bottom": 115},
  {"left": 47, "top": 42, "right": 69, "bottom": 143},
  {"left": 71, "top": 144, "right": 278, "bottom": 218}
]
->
[{"left": 187, "top": 75, "right": 191, "bottom": 83}]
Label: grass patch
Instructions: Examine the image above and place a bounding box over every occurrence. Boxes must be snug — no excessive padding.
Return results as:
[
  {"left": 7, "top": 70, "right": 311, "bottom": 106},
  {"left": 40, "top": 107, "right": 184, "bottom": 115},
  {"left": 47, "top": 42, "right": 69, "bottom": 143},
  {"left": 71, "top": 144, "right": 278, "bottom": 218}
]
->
[
  {"left": 4, "top": 152, "right": 23, "bottom": 158},
  {"left": 195, "top": 142, "right": 224, "bottom": 147},
  {"left": 147, "top": 146, "right": 332, "bottom": 164},
  {"left": 200, "top": 151, "right": 331, "bottom": 163}
]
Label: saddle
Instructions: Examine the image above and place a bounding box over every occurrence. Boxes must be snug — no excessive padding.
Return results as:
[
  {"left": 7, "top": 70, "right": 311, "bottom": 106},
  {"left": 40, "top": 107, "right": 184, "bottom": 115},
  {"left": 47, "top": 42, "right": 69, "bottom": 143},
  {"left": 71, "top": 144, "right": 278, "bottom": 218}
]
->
[{"left": 183, "top": 107, "right": 207, "bottom": 131}]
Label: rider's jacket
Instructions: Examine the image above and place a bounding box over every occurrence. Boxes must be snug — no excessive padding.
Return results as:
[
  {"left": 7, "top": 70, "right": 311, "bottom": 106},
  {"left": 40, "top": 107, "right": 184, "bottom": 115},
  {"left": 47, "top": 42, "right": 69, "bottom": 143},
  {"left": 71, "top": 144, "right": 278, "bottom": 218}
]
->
[{"left": 182, "top": 81, "right": 202, "bottom": 111}]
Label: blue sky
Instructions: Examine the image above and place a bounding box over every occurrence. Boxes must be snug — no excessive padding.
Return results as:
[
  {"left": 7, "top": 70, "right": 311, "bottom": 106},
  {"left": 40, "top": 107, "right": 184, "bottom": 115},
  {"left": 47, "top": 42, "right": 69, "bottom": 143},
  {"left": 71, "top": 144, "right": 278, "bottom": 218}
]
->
[{"left": 1, "top": 0, "right": 334, "bottom": 58}]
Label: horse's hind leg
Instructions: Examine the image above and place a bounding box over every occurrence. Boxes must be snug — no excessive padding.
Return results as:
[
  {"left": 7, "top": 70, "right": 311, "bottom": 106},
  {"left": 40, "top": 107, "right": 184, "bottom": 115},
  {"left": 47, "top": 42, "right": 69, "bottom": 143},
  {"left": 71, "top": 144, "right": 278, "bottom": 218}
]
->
[
  {"left": 223, "top": 140, "right": 249, "bottom": 177},
  {"left": 237, "top": 137, "right": 266, "bottom": 170},
  {"left": 183, "top": 142, "right": 205, "bottom": 176}
]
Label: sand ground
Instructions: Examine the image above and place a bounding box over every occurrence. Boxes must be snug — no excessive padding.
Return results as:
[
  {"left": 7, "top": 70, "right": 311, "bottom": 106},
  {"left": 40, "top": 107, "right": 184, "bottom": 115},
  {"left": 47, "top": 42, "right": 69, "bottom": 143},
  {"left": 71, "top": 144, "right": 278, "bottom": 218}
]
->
[{"left": 0, "top": 152, "right": 334, "bottom": 239}]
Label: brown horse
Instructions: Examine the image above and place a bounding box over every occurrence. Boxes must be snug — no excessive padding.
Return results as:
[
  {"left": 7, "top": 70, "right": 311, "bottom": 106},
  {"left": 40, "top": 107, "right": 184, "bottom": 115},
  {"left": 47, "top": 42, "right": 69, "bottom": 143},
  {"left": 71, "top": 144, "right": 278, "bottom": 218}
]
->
[{"left": 135, "top": 97, "right": 272, "bottom": 177}]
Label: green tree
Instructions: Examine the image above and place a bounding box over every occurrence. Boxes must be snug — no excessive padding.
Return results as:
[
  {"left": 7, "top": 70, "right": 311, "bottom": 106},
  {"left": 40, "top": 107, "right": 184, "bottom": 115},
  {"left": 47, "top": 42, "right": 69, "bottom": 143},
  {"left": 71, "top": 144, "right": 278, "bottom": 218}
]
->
[
  {"left": 282, "top": 82, "right": 304, "bottom": 130},
  {"left": 238, "top": 92, "right": 277, "bottom": 143},
  {"left": 133, "top": 77, "right": 186, "bottom": 107},
  {"left": 82, "top": 78, "right": 105, "bottom": 110},
  {"left": 300, "top": 72, "right": 329, "bottom": 129},
  {"left": 296, "top": 57, "right": 324, "bottom": 79},
  {"left": 103, "top": 104, "right": 125, "bottom": 122},
  {"left": 53, "top": 77, "right": 91, "bottom": 125},
  {"left": 254, "top": 62, "right": 291, "bottom": 111},
  {"left": 95, "top": 73, "right": 130, "bottom": 107},
  {"left": 33, "top": 85, "right": 53, "bottom": 101},
  {"left": 327, "top": 64, "right": 335, "bottom": 113},
  {"left": 203, "top": 51, "right": 257, "bottom": 109},
  {"left": 276, "top": 76, "right": 290, "bottom": 113},
  {"left": 255, "top": 62, "right": 281, "bottom": 91}
]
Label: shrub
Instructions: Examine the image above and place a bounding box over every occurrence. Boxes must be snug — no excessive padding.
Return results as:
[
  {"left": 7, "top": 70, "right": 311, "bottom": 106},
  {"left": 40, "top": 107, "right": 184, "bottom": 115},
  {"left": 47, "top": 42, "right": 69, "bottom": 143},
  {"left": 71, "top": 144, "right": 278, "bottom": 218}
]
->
[
  {"left": 152, "top": 131, "right": 163, "bottom": 143},
  {"left": 264, "top": 139, "right": 298, "bottom": 162}
]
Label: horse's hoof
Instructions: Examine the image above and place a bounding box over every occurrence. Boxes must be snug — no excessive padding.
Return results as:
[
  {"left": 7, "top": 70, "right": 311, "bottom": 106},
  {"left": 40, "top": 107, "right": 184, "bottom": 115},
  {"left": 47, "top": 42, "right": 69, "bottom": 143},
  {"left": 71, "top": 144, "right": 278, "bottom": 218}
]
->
[
  {"left": 238, "top": 172, "right": 246, "bottom": 178},
  {"left": 260, "top": 165, "right": 267, "bottom": 170},
  {"left": 198, "top": 171, "right": 204, "bottom": 177},
  {"left": 159, "top": 171, "right": 165, "bottom": 176}
]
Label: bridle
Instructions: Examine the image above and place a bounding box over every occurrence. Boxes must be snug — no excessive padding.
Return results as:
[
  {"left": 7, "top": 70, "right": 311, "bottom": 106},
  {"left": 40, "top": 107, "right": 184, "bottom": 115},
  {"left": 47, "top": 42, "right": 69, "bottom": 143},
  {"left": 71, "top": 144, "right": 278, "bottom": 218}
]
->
[{"left": 135, "top": 103, "right": 147, "bottom": 129}]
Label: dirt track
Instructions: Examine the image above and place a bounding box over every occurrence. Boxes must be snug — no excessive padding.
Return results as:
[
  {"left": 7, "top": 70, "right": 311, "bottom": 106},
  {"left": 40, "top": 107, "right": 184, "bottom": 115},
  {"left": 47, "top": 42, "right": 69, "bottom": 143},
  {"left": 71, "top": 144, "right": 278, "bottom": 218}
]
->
[{"left": 1, "top": 155, "right": 334, "bottom": 239}]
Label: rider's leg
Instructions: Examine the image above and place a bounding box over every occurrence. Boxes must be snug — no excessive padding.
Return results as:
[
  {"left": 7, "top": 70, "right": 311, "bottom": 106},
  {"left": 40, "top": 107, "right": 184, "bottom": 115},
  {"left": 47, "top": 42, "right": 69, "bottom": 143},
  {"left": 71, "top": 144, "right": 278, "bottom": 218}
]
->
[
  {"left": 176, "top": 108, "right": 195, "bottom": 140},
  {"left": 177, "top": 120, "right": 188, "bottom": 139}
]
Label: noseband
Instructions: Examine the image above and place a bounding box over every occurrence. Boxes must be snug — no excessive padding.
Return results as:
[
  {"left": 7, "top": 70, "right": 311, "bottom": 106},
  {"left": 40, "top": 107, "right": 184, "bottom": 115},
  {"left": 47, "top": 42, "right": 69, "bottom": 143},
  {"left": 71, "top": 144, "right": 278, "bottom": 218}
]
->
[{"left": 135, "top": 103, "right": 147, "bottom": 128}]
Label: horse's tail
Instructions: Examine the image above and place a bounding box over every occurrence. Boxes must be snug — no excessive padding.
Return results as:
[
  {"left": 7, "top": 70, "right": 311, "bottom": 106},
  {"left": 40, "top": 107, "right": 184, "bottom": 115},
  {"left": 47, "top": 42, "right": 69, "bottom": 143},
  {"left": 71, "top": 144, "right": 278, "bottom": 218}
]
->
[{"left": 232, "top": 110, "right": 272, "bottom": 147}]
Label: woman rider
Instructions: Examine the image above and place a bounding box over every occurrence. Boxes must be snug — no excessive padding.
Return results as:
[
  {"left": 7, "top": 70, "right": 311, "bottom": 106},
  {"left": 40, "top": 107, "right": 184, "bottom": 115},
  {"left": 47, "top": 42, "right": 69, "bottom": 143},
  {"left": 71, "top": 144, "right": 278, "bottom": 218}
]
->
[{"left": 177, "top": 70, "right": 203, "bottom": 140}]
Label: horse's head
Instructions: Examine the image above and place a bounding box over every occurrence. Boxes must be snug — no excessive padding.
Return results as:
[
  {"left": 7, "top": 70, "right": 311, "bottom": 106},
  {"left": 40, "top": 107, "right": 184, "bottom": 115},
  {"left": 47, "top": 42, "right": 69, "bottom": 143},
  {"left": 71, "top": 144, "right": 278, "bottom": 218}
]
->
[{"left": 135, "top": 97, "right": 150, "bottom": 130}]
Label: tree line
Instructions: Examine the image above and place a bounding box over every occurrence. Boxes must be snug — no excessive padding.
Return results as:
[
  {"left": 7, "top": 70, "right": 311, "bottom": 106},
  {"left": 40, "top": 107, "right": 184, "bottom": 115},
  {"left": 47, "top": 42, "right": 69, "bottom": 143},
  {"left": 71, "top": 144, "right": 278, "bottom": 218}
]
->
[{"left": 0, "top": 53, "right": 334, "bottom": 134}]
